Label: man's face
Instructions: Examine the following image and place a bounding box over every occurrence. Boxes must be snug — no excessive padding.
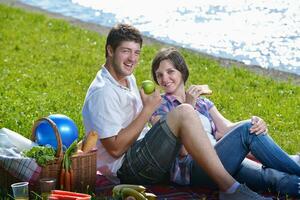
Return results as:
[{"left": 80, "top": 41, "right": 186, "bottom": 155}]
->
[{"left": 108, "top": 41, "right": 141, "bottom": 80}]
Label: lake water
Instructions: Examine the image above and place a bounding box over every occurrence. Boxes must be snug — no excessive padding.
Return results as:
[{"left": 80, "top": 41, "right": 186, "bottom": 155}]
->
[{"left": 20, "top": 0, "right": 300, "bottom": 76}]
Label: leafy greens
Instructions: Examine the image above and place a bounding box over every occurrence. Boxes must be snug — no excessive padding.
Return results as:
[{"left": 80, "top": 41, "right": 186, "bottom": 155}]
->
[{"left": 23, "top": 145, "right": 56, "bottom": 166}]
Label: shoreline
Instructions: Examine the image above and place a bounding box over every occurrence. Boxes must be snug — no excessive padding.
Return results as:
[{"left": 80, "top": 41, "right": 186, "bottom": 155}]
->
[{"left": 1, "top": 0, "right": 299, "bottom": 85}]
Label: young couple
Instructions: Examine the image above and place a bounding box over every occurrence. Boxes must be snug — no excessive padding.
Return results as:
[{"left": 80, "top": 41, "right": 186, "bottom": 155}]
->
[{"left": 82, "top": 23, "right": 300, "bottom": 199}]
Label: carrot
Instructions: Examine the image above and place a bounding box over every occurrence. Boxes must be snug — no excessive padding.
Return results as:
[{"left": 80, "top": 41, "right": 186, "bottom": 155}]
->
[
  {"left": 61, "top": 140, "right": 77, "bottom": 191},
  {"left": 49, "top": 194, "right": 77, "bottom": 200},
  {"left": 63, "top": 153, "right": 71, "bottom": 191},
  {"left": 60, "top": 168, "right": 65, "bottom": 190},
  {"left": 51, "top": 190, "right": 91, "bottom": 198},
  {"left": 50, "top": 194, "right": 91, "bottom": 200},
  {"left": 69, "top": 166, "right": 74, "bottom": 191},
  {"left": 65, "top": 169, "right": 71, "bottom": 191},
  {"left": 60, "top": 155, "right": 66, "bottom": 190},
  {"left": 47, "top": 196, "right": 59, "bottom": 200}
]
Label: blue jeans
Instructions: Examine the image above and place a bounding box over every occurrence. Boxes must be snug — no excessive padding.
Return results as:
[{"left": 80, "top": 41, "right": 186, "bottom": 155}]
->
[{"left": 190, "top": 121, "right": 300, "bottom": 197}]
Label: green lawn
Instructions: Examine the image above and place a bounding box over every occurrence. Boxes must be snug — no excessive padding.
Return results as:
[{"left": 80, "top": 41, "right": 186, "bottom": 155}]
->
[{"left": 0, "top": 4, "right": 299, "bottom": 155}]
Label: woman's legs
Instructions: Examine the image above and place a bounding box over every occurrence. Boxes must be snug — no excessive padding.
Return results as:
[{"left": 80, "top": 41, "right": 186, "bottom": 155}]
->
[
  {"left": 235, "top": 158, "right": 300, "bottom": 197},
  {"left": 191, "top": 121, "right": 300, "bottom": 197},
  {"left": 214, "top": 121, "right": 300, "bottom": 176}
]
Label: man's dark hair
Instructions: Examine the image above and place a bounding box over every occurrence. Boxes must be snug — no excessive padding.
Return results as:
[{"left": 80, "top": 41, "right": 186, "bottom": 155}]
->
[
  {"left": 151, "top": 47, "right": 189, "bottom": 84},
  {"left": 105, "top": 23, "right": 143, "bottom": 58}
]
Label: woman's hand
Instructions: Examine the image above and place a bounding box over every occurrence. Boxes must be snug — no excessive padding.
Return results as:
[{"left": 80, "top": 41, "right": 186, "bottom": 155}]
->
[
  {"left": 250, "top": 116, "right": 268, "bottom": 135},
  {"left": 185, "top": 85, "right": 212, "bottom": 107}
]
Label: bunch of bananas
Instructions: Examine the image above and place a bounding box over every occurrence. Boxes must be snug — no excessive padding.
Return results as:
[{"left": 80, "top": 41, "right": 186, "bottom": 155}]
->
[{"left": 112, "top": 184, "right": 157, "bottom": 200}]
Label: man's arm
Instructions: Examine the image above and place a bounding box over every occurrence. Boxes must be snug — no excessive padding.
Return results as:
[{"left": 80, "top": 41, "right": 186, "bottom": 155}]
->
[{"left": 101, "top": 88, "right": 161, "bottom": 158}]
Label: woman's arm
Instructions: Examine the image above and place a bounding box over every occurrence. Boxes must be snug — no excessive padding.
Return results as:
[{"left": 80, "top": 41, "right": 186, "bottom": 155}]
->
[
  {"left": 185, "top": 85, "right": 212, "bottom": 107},
  {"left": 208, "top": 106, "right": 240, "bottom": 140},
  {"left": 209, "top": 106, "right": 268, "bottom": 140}
]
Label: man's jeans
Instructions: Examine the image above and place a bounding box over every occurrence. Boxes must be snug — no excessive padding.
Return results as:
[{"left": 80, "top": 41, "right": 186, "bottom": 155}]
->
[
  {"left": 191, "top": 121, "right": 300, "bottom": 197},
  {"left": 117, "top": 117, "right": 181, "bottom": 185}
]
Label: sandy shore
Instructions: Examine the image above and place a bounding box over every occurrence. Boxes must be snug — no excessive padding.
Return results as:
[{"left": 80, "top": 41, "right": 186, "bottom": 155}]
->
[{"left": 1, "top": 0, "right": 299, "bottom": 85}]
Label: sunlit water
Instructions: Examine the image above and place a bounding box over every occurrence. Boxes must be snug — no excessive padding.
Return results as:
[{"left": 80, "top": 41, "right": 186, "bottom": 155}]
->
[{"left": 20, "top": 0, "right": 300, "bottom": 75}]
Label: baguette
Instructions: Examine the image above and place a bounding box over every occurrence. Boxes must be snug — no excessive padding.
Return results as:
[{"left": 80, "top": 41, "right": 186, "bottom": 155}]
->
[
  {"left": 82, "top": 131, "right": 98, "bottom": 153},
  {"left": 76, "top": 140, "right": 83, "bottom": 150}
]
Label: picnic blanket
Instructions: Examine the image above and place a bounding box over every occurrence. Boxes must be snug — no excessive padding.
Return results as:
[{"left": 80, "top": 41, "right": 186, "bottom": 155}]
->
[
  {"left": 95, "top": 173, "right": 297, "bottom": 200},
  {"left": 95, "top": 173, "right": 218, "bottom": 200}
]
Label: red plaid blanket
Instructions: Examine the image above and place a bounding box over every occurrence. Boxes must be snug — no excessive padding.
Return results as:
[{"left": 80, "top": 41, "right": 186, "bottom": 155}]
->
[{"left": 95, "top": 174, "right": 293, "bottom": 200}]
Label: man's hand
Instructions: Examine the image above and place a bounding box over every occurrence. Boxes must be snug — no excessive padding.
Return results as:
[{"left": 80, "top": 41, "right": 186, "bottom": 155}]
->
[
  {"left": 140, "top": 87, "right": 161, "bottom": 113},
  {"left": 185, "top": 85, "right": 212, "bottom": 107},
  {"left": 250, "top": 116, "right": 268, "bottom": 135}
]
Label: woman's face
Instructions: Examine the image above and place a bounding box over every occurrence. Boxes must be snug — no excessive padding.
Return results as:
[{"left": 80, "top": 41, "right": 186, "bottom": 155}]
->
[{"left": 155, "top": 59, "right": 184, "bottom": 94}]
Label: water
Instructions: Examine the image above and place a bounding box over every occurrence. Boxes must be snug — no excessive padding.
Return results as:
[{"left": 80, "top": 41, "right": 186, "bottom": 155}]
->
[{"left": 20, "top": 0, "right": 300, "bottom": 76}]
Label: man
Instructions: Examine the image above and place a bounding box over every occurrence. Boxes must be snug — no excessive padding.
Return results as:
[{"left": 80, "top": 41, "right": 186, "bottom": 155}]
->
[{"left": 82, "top": 23, "right": 271, "bottom": 200}]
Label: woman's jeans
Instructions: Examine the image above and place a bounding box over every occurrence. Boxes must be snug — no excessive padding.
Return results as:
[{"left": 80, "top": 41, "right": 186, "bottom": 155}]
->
[{"left": 191, "top": 121, "right": 300, "bottom": 197}]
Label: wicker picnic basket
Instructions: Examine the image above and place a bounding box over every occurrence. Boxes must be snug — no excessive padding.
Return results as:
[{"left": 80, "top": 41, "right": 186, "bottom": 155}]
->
[{"left": 0, "top": 117, "right": 97, "bottom": 193}]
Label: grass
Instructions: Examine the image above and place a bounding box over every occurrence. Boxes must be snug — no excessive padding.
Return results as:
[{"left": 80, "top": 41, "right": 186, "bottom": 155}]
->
[{"left": 0, "top": 4, "right": 299, "bottom": 154}]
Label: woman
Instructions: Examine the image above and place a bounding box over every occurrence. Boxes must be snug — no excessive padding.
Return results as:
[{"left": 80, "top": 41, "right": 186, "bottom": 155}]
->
[{"left": 150, "top": 47, "right": 300, "bottom": 197}]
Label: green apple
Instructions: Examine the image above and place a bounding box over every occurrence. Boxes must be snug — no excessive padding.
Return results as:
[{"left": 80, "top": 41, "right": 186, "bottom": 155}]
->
[{"left": 142, "top": 80, "right": 155, "bottom": 94}]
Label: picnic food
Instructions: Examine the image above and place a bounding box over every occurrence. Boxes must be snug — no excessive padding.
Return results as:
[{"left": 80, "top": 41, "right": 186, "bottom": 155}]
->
[
  {"left": 82, "top": 131, "right": 98, "bottom": 153},
  {"left": 60, "top": 140, "right": 77, "bottom": 190},
  {"left": 113, "top": 184, "right": 146, "bottom": 196},
  {"left": 112, "top": 184, "right": 157, "bottom": 200},
  {"left": 73, "top": 131, "right": 98, "bottom": 156},
  {"left": 23, "top": 145, "right": 56, "bottom": 166},
  {"left": 142, "top": 192, "right": 157, "bottom": 200},
  {"left": 76, "top": 140, "right": 83, "bottom": 150},
  {"left": 201, "top": 88, "right": 212, "bottom": 95},
  {"left": 142, "top": 80, "right": 155, "bottom": 95},
  {"left": 49, "top": 190, "right": 91, "bottom": 200},
  {"left": 121, "top": 188, "right": 147, "bottom": 200}
]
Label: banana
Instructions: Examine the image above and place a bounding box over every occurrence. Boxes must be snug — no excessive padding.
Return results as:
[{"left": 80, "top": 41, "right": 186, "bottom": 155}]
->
[
  {"left": 112, "top": 184, "right": 146, "bottom": 198},
  {"left": 142, "top": 192, "right": 157, "bottom": 200},
  {"left": 121, "top": 187, "right": 147, "bottom": 200}
]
